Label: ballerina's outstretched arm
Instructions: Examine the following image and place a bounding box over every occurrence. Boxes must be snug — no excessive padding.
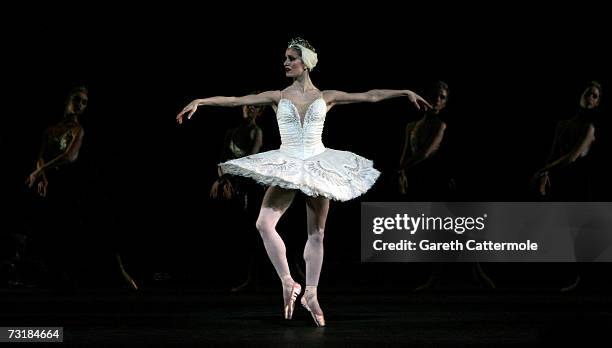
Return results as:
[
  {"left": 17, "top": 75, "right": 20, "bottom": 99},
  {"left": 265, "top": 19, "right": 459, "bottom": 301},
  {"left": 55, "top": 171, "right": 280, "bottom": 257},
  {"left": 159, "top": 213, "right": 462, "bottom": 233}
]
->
[
  {"left": 321, "top": 89, "right": 432, "bottom": 112},
  {"left": 176, "top": 91, "right": 281, "bottom": 124}
]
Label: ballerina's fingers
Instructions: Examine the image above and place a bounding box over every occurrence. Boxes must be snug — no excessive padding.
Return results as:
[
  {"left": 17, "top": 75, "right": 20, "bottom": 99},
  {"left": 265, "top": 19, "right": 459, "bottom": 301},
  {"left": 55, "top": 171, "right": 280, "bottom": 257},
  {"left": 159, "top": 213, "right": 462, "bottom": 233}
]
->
[
  {"left": 223, "top": 179, "right": 235, "bottom": 200},
  {"left": 176, "top": 110, "right": 185, "bottom": 124},
  {"left": 210, "top": 182, "right": 219, "bottom": 199},
  {"left": 176, "top": 105, "right": 194, "bottom": 124},
  {"left": 37, "top": 181, "right": 48, "bottom": 197},
  {"left": 25, "top": 173, "right": 37, "bottom": 188},
  {"left": 539, "top": 175, "right": 550, "bottom": 196},
  {"left": 398, "top": 171, "right": 408, "bottom": 193},
  {"left": 187, "top": 107, "right": 197, "bottom": 120},
  {"left": 418, "top": 96, "right": 432, "bottom": 111}
]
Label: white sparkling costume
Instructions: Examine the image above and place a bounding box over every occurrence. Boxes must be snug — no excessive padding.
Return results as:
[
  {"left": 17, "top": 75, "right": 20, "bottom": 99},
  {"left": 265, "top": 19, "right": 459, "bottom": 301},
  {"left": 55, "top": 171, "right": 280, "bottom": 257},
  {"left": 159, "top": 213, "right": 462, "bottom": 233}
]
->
[{"left": 219, "top": 95, "right": 380, "bottom": 201}]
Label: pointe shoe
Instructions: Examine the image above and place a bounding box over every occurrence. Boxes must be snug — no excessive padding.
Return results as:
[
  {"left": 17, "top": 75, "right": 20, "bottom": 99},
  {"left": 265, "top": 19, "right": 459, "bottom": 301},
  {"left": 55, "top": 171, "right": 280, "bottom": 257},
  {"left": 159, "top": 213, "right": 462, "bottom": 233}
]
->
[
  {"left": 301, "top": 289, "right": 326, "bottom": 327},
  {"left": 283, "top": 282, "right": 302, "bottom": 319}
]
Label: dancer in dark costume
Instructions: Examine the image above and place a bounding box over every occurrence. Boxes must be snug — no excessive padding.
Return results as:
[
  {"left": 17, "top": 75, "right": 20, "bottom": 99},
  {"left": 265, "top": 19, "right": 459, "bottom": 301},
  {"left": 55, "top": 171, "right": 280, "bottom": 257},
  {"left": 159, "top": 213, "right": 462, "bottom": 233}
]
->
[
  {"left": 26, "top": 86, "right": 138, "bottom": 290},
  {"left": 211, "top": 104, "right": 266, "bottom": 292},
  {"left": 399, "top": 81, "right": 495, "bottom": 291},
  {"left": 534, "top": 81, "right": 602, "bottom": 292}
]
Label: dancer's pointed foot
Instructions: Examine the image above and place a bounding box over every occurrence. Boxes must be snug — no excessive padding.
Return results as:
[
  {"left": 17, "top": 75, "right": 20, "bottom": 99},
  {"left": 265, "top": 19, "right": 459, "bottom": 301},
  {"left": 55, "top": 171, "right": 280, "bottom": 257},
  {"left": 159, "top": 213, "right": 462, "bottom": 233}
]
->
[
  {"left": 230, "top": 277, "right": 255, "bottom": 293},
  {"left": 413, "top": 274, "right": 441, "bottom": 293},
  {"left": 561, "top": 275, "right": 581, "bottom": 293},
  {"left": 473, "top": 263, "right": 496, "bottom": 290},
  {"left": 283, "top": 281, "right": 302, "bottom": 320},
  {"left": 121, "top": 269, "right": 139, "bottom": 291},
  {"left": 301, "top": 286, "right": 325, "bottom": 327},
  {"left": 116, "top": 253, "right": 138, "bottom": 291}
]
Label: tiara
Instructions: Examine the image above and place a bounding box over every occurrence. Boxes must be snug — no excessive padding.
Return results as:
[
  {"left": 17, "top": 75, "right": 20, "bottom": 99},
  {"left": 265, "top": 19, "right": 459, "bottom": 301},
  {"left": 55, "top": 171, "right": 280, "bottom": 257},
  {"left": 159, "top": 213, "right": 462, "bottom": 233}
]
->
[{"left": 288, "top": 37, "right": 316, "bottom": 52}]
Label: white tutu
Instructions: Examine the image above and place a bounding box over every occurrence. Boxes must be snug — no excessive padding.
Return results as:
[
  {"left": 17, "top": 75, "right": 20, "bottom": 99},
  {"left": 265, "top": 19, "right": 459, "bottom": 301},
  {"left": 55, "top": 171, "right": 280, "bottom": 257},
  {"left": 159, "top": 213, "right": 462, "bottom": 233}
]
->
[
  {"left": 220, "top": 148, "right": 380, "bottom": 201},
  {"left": 219, "top": 96, "right": 380, "bottom": 201}
]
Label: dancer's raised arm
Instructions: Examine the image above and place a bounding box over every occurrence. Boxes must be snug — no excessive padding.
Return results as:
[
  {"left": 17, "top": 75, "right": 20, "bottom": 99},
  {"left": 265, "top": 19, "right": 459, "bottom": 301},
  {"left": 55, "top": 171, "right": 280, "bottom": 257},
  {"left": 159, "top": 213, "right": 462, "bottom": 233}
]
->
[
  {"left": 177, "top": 91, "right": 280, "bottom": 124},
  {"left": 322, "top": 89, "right": 431, "bottom": 111}
]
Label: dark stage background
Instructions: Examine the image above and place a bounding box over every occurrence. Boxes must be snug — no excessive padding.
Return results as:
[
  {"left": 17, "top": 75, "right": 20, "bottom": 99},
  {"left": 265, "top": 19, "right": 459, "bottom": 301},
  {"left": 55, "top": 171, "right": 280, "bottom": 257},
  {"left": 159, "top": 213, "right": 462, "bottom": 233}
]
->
[{"left": 2, "top": 8, "right": 611, "bottom": 290}]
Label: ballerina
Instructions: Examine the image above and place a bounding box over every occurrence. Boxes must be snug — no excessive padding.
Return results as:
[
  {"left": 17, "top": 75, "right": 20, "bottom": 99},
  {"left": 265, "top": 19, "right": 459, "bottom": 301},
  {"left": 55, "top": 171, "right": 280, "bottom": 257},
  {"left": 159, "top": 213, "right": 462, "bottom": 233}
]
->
[{"left": 177, "top": 38, "right": 430, "bottom": 326}]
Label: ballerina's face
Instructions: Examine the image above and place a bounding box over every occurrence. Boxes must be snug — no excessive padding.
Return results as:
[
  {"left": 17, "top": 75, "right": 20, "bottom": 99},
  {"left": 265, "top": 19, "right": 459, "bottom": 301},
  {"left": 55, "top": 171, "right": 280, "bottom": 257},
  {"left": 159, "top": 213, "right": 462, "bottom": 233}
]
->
[
  {"left": 242, "top": 105, "right": 264, "bottom": 120},
  {"left": 431, "top": 88, "right": 449, "bottom": 114},
  {"left": 66, "top": 91, "right": 89, "bottom": 115},
  {"left": 580, "top": 86, "right": 601, "bottom": 109},
  {"left": 284, "top": 48, "right": 307, "bottom": 78}
]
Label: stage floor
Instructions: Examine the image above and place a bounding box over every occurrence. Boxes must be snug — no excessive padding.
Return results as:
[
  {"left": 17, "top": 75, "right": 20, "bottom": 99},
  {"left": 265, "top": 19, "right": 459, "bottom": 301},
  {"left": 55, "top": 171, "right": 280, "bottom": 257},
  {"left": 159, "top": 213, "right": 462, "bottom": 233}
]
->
[{"left": 2, "top": 284, "right": 611, "bottom": 346}]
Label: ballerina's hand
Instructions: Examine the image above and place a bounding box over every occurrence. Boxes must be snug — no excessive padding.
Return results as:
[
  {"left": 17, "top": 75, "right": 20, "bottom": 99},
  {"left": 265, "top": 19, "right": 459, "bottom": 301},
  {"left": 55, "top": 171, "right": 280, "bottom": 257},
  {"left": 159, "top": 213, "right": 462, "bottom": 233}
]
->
[
  {"left": 176, "top": 100, "right": 200, "bottom": 125},
  {"left": 37, "top": 176, "right": 48, "bottom": 197},
  {"left": 449, "top": 178, "right": 456, "bottom": 191},
  {"left": 222, "top": 179, "right": 234, "bottom": 200},
  {"left": 25, "top": 169, "right": 42, "bottom": 188},
  {"left": 210, "top": 178, "right": 235, "bottom": 200},
  {"left": 538, "top": 174, "right": 550, "bottom": 196},
  {"left": 210, "top": 180, "right": 221, "bottom": 199},
  {"left": 408, "top": 91, "right": 432, "bottom": 111},
  {"left": 398, "top": 169, "right": 408, "bottom": 194}
]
